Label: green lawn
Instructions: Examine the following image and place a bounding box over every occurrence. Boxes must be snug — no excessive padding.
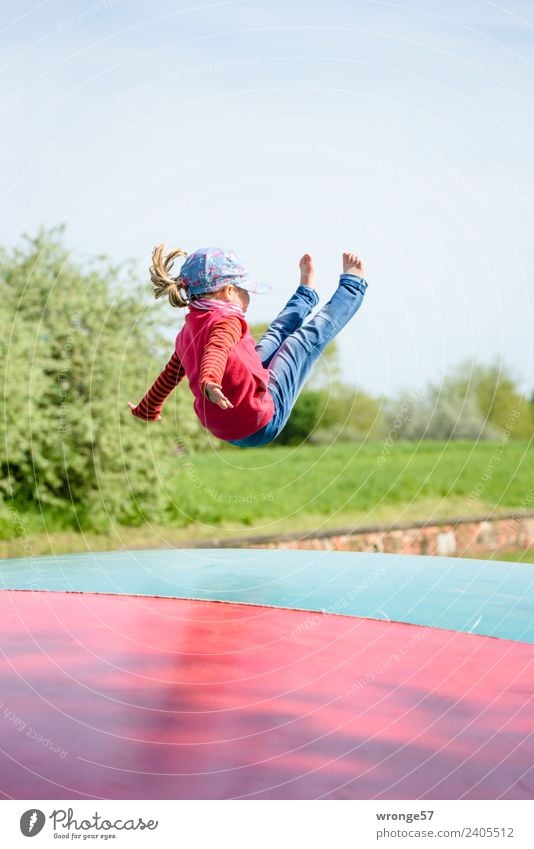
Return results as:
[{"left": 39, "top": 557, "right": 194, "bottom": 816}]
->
[
  {"left": 2, "top": 439, "right": 532, "bottom": 558},
  {"left": 468, "top": 548, "right": 534, "bottom": 564}
]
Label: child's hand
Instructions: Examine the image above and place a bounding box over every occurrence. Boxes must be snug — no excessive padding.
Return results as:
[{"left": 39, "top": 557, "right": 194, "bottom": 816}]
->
[
  {"left": 343, "top": 252, "right": 366, "bottom": 277},
  {"left": 128, "top": 401, "right": 162, "bottom": 421},
  {"left": 204, "top": 383, "right": 234, "bottom": 410}
]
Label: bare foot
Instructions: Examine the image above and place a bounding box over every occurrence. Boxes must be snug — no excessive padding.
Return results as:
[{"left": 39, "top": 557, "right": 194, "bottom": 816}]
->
[
  {"left": 343, "top": 252, "right": 366, "bottom": 277},
  {"left": 299, "top": 253, "right": 316, "bottom": 288}
]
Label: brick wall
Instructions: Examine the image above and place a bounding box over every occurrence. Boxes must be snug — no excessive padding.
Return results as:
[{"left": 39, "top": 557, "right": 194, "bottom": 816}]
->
[{"left": 210, "top": 511, "right": 534, "bottom": 556}]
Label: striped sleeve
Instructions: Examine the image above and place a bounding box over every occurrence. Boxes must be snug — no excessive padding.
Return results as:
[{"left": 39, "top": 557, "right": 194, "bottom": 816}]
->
[
  {"left": 199, "top": 316, "right": 243, "bottom": 394},
  {"left": 131, "top": 350, "right": 186, "bottom": 421}
]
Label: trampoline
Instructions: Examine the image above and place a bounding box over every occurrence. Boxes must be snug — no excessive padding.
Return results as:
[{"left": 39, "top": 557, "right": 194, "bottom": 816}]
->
[{"left": 0, "top": 548, "right": 532, "bottom": 799}]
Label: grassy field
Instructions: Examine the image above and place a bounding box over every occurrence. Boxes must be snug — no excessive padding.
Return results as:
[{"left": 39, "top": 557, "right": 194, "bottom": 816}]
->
[
  {"left": 1, "top": 439, "right": 532, "bottom": 558},
  {"left": 468, "top": 548, "right": 534, "bottom": 564}
]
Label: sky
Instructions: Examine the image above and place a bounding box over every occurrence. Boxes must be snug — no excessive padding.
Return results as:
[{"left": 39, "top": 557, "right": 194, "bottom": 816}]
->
[{"left": 1, "top": 0, "right": 533, "bottom": 399}]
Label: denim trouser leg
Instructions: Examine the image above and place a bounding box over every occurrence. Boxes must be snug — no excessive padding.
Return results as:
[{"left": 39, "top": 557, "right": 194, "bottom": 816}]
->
[
  {"left": 229, "top": 274, "right": 368, "bottom": 447},
  {"left": 255, "top": 284, "right": 320, "bottom": 367}
]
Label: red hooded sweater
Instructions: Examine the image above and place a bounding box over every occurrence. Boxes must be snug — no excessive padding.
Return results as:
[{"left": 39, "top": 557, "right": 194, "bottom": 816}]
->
[{"left": 175, "top": 307, "right": 275, "bottom": 441}]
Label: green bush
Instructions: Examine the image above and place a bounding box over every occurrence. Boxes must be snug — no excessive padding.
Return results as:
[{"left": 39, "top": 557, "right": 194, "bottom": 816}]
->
[
  {"left": 0, "top": 226, "right": 206, "bottom": 531},
  {"left": 274, "top": 390, "right": 325, "bottom": 445}
]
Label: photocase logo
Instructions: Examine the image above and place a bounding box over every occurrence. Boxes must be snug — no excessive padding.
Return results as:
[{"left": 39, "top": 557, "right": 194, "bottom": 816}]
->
[{"left": 20, "top": 809, "right": 46, "bottom": 836}]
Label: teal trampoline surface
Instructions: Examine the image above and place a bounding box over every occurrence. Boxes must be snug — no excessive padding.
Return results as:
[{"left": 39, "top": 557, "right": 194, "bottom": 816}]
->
[{"left": 1, "top": 548, "right": 532, "bottom": 644}]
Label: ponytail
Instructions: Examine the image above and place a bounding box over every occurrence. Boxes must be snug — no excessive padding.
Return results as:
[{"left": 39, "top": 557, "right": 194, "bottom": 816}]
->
[{"left": 149, "top": 244, "right": 189, "bottom": 308}]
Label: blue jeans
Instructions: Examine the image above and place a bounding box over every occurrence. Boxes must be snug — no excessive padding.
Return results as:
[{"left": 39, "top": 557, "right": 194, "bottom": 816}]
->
[{"left": 228, "top": 274, "right": 368, "bottom": 447}]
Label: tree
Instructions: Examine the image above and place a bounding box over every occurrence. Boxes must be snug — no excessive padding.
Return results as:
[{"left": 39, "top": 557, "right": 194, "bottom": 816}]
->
[
  {"left": 383, "top": 359, "right": 533, "bottom": 441},
  {"left": 273, "top": 390, "right": 325, "bottom": 445},
  {"left": 466, "top": 360, "right": 533, "bottom": 438},
  {"left": 311, "top": 385, "right": 386, "bottom": 442},
  {"left": 0, "top": 226, "right": 206, "bottom": 532}
]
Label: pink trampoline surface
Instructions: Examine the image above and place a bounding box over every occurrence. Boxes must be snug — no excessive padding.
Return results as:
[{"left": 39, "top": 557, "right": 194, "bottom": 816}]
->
[{"left": 1, "top": 590, "right": 532, "bottom": 800}]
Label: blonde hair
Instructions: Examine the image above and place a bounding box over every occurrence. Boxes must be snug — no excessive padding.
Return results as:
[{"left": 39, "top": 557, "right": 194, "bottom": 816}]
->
[{"left": 149, "top": 244, "right": 190, "bottom": 308}]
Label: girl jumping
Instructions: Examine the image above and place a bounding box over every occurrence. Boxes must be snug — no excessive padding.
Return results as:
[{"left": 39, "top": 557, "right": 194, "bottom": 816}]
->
[{"left": 129, "top": 246, "right": 368, "bottom": 447}]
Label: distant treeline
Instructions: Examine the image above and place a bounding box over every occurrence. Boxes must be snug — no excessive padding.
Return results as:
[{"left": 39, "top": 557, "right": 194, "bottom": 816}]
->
[
  {"left": 271, "top": 358, "right": 533, "bottom": 446},
  {"left": 1, "top": 228, "right": 532, "bottom": 532}
]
